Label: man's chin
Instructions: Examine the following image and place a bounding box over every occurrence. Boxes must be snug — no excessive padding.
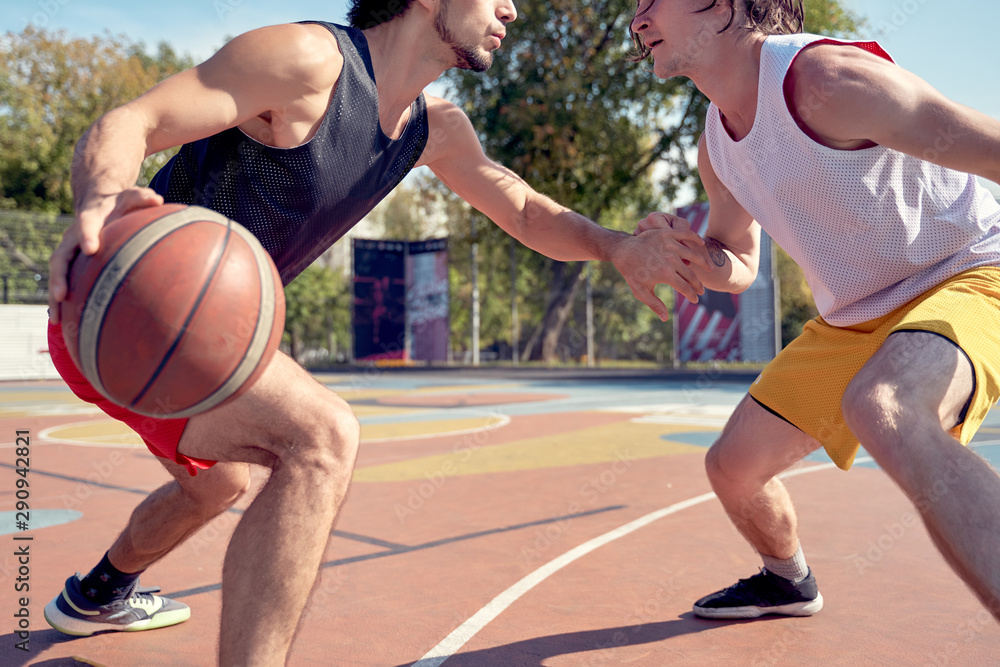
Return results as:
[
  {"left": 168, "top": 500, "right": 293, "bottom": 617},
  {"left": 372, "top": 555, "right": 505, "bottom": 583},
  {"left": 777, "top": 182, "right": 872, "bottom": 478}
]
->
[{"left": 457, "top": 52, "right": 492, "bottom": 73}]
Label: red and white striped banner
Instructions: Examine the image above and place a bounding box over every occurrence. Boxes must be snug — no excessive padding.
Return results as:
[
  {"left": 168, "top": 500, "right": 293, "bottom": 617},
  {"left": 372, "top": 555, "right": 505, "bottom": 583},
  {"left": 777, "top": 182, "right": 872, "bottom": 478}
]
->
[{"left": 673, "top": 202, "right": 742, "bottom": 362}]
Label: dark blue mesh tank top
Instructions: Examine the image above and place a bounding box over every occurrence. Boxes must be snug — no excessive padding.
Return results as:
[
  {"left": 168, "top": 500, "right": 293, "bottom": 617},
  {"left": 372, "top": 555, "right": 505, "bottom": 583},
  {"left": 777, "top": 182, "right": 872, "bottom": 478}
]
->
[{"left": 149, "top": 21, "right": 429, "bottom": 285}]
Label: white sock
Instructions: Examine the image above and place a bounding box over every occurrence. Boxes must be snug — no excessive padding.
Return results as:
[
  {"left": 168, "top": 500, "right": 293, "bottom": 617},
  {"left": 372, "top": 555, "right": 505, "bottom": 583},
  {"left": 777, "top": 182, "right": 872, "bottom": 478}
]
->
[{"left": 761, "top": 545, "right": 809, "bottom": 583}]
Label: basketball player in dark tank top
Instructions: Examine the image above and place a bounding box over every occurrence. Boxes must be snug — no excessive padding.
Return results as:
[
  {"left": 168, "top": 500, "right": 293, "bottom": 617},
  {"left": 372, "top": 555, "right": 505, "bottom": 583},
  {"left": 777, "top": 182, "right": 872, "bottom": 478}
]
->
[{"left": 44, "top": 1, "right": 714, "bottom": 663}]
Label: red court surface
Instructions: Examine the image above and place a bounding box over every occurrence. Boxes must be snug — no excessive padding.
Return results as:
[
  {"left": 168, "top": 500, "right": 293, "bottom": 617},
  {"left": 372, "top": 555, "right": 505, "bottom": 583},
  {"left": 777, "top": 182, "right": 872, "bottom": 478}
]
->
[{"left": 2, "top": 367, "right": 999, "bottom": 666}]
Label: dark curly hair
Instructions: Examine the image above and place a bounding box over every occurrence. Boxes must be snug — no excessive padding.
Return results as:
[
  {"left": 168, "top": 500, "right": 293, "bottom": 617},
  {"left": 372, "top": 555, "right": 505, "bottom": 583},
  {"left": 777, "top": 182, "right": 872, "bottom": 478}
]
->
[
  {"left": 347, "top": 0, "right": 419, "bottom": 29},
  {"left": 630, "top": 0, "right": 804, "bottom": 61}
]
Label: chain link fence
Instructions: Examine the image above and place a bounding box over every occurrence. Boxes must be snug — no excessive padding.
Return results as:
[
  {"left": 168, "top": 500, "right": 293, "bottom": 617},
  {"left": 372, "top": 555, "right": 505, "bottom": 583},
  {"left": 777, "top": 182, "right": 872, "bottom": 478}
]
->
[{"left": 0, "top": 209, "right": 69, "bottom": 304}]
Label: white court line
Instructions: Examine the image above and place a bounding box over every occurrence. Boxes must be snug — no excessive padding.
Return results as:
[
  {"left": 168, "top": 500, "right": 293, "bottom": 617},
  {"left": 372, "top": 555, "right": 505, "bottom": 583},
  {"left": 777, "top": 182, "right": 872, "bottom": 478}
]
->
[
  {"left": 361, "top": 414, "right": 511, "bottom": 444},
  {"left": 411, "top": 458, "right": 862, "bottom": 667}
]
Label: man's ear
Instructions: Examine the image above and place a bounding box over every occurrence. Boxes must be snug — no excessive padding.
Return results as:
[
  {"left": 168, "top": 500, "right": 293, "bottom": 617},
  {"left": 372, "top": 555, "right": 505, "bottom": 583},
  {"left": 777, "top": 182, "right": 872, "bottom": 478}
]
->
[{"left": 413, "top": 0, "right": 440, "bottom": 17}]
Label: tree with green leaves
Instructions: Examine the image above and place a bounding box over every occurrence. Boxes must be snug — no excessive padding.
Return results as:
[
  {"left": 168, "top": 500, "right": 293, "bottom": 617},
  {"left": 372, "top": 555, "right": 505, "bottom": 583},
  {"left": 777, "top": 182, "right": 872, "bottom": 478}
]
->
[
  {"left": 439, "top": 0, "right": 861, "bottom": 362},
  {"left": 282, "top": 264, "right": 352, "bottom": 365},
  {"left": 0, "top": 27, "right": 194, "bottom": 302},
  {"left": 0, "top": 27, "right": 194, "bottom": 213}
]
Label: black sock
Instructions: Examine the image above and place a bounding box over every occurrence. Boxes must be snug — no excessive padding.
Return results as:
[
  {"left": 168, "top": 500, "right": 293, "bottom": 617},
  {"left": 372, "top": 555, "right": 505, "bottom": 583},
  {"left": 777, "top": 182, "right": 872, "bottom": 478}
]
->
[{"left": 79, "top": 552, "right": 143, "bottom": 604}]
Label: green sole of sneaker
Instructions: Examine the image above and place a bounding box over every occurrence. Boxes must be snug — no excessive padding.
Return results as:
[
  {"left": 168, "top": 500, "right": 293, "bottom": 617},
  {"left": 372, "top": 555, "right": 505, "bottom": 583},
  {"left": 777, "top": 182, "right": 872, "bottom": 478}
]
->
[{"left": 44, "top": 599, "right": 191, "bottom": 636}]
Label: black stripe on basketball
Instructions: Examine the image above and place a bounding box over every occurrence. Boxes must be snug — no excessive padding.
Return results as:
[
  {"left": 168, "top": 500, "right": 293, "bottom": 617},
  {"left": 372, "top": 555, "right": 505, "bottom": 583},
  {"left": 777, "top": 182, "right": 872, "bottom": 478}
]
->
[{"left": 127, "top": 219, "right": 234, "bottom": 410}]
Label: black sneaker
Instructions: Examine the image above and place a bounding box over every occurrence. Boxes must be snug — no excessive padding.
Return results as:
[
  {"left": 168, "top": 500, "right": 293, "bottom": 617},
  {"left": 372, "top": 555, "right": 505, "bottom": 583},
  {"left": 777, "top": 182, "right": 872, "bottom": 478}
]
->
[
  {"left": 693, "top": 568, "right": 823, "bottom": 619},
  {"left": 44, "top": 573, "right": 191, "bottom": 636}
]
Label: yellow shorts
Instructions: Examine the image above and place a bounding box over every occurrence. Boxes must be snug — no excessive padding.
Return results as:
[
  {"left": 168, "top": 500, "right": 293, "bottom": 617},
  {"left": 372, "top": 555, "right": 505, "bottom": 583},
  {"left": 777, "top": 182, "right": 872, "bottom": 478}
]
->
[{"left": 749, "top": 267, "right": 1000, "bottom": 471}]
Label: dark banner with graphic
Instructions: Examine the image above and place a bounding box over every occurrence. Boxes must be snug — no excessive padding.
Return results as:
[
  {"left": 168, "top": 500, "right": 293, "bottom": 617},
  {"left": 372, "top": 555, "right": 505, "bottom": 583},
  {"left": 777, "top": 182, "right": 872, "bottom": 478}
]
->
[
  {"left": 353, "top": 240, "right": 407, "bottom": 361},
  {"left": 353, "top": 238, "right": 449, "bottom": 363}
]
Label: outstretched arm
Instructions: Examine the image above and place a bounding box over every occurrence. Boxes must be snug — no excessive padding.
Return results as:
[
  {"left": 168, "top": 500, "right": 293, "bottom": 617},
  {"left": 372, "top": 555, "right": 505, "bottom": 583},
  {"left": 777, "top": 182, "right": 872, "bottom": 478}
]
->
[{"left": 420, "top": 96, "right": 714, "bottom": 320}]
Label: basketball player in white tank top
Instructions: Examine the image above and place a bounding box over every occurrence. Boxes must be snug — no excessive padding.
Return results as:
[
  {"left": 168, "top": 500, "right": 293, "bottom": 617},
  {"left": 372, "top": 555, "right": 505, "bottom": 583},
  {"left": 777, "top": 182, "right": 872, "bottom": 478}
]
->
[{"left": 630, "top": 0, "right": 1000, "bottom": 621}]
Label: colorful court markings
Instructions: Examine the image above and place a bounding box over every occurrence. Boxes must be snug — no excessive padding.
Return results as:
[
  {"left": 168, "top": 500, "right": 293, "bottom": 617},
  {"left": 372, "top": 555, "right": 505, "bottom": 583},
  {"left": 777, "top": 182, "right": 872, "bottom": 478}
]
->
[
  {"left": 0, "top": 389, "right": 99, "bottom": 419},
  {"left": 353, "top": 421, "right": 713, "bottom": 482},
  {"left": 39, "top": 420, "right": 145, "bottom": 447},
  {"left": 37, "top": 414, "right": 511, "bottom": 448},
  {"left": 359, "top": 414, "right": 509, "bottom": 442},
  {"left": 1, "top": 509, "right": 83, "bottom": 535}
]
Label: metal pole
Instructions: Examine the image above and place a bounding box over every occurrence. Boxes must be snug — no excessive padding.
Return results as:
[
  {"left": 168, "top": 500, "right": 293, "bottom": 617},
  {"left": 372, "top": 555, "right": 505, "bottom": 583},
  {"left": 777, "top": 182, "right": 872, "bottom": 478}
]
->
[
  {"left": 585, "top": 262, "right": 594, "bottom": 367},
  {"left": 471, "top": 240, "right": 480, "bottom": 366},
  {"left": 510, "top": 238, "right": 519, "bottom": 367}
]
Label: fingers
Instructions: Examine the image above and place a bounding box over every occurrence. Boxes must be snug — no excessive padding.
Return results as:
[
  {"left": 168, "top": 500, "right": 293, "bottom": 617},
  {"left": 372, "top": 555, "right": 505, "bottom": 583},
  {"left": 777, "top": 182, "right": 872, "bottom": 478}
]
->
[
  {"left": 630, "top": 284, "right": 670, "bottom": 323},
  {"left": 673, "top": 235, "right": 713, "bottom": 272},
  {"left": 47, "top": 287, "right": 61, "bottom": 325},
  {"left": 634, "top": 214, "right": 715, "bottom": 273},
  {"left": 626, "top": 258, "right": 703, "bottom": 306},
  {"left": 109, "top": 188, "right": 164, "bottom": 220},
  {"left": 48, "top": 188, "right": 163, "bottom": 323},
  {"left": 47, "top": 228, "right": 81, "bottom": 320},
  {"left": 671, "top": 270, "right": 704, "bottom": 304},
  {"left": 635, "top": 212, "right": 676, "bottom": 234},
  {"left": 91, "top": 188, "right": 162, "bottom": 252}
]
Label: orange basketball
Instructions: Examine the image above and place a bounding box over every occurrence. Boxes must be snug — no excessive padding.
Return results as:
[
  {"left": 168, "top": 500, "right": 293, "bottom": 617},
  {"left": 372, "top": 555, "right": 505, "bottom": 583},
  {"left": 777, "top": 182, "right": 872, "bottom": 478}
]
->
[{"left": 62, "top": 204, "right": 285, "bottom": 419}]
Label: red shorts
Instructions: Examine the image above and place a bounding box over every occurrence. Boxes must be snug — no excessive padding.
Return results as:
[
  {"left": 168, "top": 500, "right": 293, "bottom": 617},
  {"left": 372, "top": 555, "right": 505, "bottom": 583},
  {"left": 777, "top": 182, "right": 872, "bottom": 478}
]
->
[{"left": 47, "top": 321, "right": 216, "bottom": 476}]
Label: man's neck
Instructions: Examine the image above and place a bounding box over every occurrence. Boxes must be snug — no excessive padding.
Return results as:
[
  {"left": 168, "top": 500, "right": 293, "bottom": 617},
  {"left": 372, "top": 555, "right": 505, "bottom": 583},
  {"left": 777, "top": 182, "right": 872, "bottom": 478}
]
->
[
  {"left": 693, "top": 33, "right": 767, "bottom": 142},
  {"left": 362, "top": 19, "right": 452, "bottom": 133}
]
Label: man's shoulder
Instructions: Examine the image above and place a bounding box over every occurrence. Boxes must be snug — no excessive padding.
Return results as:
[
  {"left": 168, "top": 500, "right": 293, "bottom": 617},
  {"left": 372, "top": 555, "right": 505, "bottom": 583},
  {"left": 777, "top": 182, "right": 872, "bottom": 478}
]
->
[
  {"left": 414, "top": 95, "right": 483, "bottom": 169},
  {"left": 233, "top": 22, "right": 344, "bottom": 58},
  {"left": 423, "top": 95, "right": 471, "bottom": 128},
  {"left": 234, "top": 23, "right": 345, "bottom": 90}
]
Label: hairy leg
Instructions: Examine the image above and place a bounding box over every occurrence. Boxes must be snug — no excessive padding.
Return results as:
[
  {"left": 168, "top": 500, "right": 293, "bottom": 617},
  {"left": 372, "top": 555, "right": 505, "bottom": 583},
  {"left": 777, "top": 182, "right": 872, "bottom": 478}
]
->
[
  {"left": 843, "top": 331, "right": 1000, "bottom": 620},
  {"left": 705, "top": 394, "right": 822, "bottom": 560},
  {"left": 107, "top": 459, "right": 251, "bottom": 574},
  {"left": 178, "top": 352, "right": 360, "bottom": 666}
]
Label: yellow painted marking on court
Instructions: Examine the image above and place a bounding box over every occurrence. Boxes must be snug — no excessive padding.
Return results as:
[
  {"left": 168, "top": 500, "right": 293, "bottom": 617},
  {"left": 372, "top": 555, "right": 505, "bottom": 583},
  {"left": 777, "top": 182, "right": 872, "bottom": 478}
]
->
[
  {"left": 0, "top": 390, "right": 95, "bottom": 418},
  {"left": 0, "top": 390, "right": 77, "bottom": 403},
  {"left": 41, "top": 421, "right": 145, "bottom": 448},
  {"left": 353, "top": 422, "right": 712, "bottom": 482},
  {"left": 38, "top": 415, "right": 506, "bottom": 448},
  {"left": 336, "top": 389, "right": 412, "bottom": 401},
  {"left": 350, "top": 405, "right": 420, "bottom": 417}
]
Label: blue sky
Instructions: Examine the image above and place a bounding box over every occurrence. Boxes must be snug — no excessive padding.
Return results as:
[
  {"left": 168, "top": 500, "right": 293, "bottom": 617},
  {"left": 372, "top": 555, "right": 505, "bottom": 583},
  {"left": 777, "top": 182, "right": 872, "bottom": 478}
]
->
[{"left": 3, "top": 0, "right": 998, "bottom": 120}]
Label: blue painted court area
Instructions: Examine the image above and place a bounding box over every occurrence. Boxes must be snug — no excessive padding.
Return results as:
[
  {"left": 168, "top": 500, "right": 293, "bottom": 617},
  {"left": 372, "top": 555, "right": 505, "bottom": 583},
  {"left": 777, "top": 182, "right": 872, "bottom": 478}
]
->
[
  {"left": 0, "top": 509, "right": 83, "bottom": 536},
  {"left": 664, "top": 430, "right": 1000, "bottom": 470},
  {"left": 327, "top": 367, "right": 1000, "bottom": 471}
]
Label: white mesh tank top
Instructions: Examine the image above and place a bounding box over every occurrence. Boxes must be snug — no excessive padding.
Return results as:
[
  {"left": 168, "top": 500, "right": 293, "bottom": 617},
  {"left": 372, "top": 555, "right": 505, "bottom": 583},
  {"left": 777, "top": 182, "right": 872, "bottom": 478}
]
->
[{"left": 704, "top": 33, "right": 1000, "bottom": 327}]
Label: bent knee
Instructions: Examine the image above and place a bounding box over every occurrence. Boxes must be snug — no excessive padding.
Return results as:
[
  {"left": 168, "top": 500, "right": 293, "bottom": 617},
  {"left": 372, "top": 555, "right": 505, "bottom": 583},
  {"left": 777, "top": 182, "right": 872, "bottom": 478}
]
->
[
  {"left": 324, "top": 403, "right": 361, "bottom": 463},
  {"left": 841, "top": 376, "right": 901, "bottom": 443},
  {"left": 287, "top": 395, "right": 361, "bottom": 473},
  {"left": 181, "top": 463, "right": 252, "bottom": 514},
  {"left": 704, "top": 437, "right": 749, "bottom": 488},
  {"left": 704, "top": 442, "right": 726, "bottom": 480}
]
